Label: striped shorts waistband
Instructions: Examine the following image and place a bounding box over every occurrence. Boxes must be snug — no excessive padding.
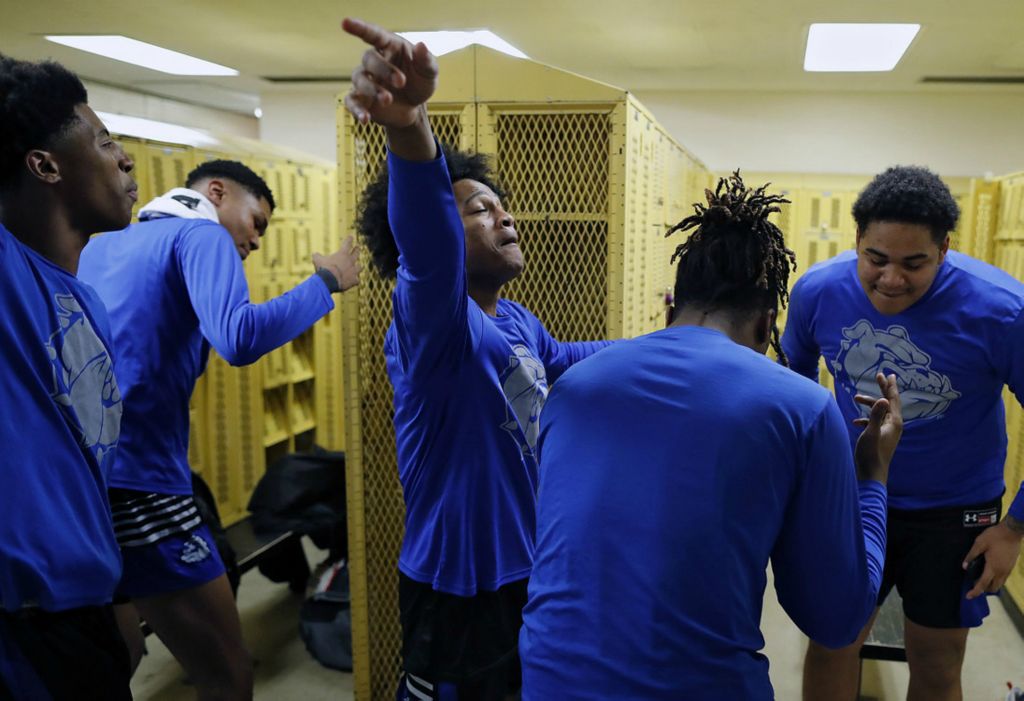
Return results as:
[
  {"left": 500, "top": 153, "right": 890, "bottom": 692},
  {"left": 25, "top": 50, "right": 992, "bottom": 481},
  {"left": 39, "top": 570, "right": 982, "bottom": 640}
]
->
[{"left": 110, "top": 491, "right": 202, "bottom": 548}]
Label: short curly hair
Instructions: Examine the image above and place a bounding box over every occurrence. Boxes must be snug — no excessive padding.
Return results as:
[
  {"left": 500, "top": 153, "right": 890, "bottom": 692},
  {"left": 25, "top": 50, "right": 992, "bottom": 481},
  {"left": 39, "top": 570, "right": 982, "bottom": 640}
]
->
[
  {"left": 0, "top": 55, "right": 87, "bottom": 191},
  {"left": 186, "top": 159, "right": 276, "bottom": 212},
  {"left": 852, "top": 166, "right": 959, "bottom": 244},
  {"left": 356, "top": 144, "right": 505, "bottom": 278}
]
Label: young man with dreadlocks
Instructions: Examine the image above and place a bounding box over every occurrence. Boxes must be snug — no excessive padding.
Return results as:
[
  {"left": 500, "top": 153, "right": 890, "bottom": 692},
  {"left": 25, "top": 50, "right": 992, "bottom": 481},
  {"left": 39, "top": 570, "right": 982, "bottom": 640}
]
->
[
  {"left": 77, "top": 159, "right": 359, "bottom": 699},
  {"left": 343, "top": 18, "right": 613, "bottom": 701},
  {"left": 519, "top": 172, "right": 903, "bottom": 700},
  {"left": 787, "top": 166, "right": 1024, "bottom": 701},
  {"left": 0, "top": 55, "right": 136, "bottom": 699}
]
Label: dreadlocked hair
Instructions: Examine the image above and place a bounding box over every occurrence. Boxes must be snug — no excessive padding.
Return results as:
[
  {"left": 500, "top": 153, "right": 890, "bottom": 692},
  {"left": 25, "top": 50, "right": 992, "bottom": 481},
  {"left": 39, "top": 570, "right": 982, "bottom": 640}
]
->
[{"left": 666, "top": 170, "right": 797, "bottom": 365}]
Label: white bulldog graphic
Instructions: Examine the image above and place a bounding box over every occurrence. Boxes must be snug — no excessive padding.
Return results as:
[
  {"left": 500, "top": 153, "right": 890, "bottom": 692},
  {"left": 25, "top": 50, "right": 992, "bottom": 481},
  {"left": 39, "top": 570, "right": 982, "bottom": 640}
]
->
[
  {"left": 831, "top": 320, "right": 960, "bottom": 423},
  {"left": 500, "top": 344, "right": 549, "bottom": 456},
  {"left": 47, "top": 294, "right": 122, "bottom": 464}
]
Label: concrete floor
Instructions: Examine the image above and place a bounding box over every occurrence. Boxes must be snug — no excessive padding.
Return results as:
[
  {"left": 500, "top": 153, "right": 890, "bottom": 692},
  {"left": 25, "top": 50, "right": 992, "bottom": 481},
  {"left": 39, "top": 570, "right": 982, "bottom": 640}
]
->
[
  {"left": 130, "top": 539, "right": 352, "bottom": 701},
  {"left": 132, "top": 542, "right": 1024, "bottom": 701}
]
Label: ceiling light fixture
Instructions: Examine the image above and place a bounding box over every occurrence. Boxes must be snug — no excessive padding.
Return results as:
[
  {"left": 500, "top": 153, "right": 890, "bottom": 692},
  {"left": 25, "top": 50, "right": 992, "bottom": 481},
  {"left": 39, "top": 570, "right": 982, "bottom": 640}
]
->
[
  {"left": 804, "top": 23, "right": 920, "bottom": 72},
  {"left": 45, "top": 35, "right": 238, "bottom": 76},
  {"left": 96, "top": 111, "right": 217, "bottom": 147},
  {"left": 397, "top": 30, "right": 527, "bottom": 58}
]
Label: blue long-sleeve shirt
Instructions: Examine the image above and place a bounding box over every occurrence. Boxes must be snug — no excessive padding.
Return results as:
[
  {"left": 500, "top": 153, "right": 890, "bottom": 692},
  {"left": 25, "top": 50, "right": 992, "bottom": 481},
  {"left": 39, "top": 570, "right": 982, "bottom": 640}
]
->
[
  {"left": 520, "top": 326, "right": 886, "bottom": 700},
  {"left": 782, "top": 250, "right": 1024, "bottom": 517},
  {"left": 386, "top": 149, "right": 610, "bottom": 596},
  {"left": 78, "top": 217, "right": 334, "bottom": 494},
  {"left": 0, "top": 223, "right": 122, "bottom": 611}
]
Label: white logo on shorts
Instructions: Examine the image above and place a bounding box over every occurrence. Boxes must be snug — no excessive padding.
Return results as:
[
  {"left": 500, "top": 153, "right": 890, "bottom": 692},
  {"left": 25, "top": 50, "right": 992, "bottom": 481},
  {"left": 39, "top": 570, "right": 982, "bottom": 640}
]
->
[{"left": 180, "top": 534, "right": 212, "bottom": 564}]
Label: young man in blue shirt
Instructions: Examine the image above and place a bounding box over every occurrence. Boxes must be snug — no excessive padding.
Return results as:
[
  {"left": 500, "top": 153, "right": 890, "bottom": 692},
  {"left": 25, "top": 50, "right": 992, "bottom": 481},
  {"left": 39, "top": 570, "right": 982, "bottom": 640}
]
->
[
  {"left": 518, "top": 173, "right": 902, "bottom": 700},
  {"left": 786, "top": 166, "right": 1024, "bottom": 701},
  {"left": 78, "top": 160, "right": 360, "bottom": 699},
  {"left": 343, "top": 18, "right": 612, "bottom": 700},
  {"left": 0, "top": 55, "right": 137, "bottom": 700}
]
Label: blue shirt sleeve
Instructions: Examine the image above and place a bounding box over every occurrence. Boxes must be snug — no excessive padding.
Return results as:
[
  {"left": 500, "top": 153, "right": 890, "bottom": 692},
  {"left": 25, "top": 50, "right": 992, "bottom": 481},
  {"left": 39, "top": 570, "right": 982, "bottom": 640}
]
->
[
  {"left": 770, "top": 398, "right": 887, "bottom": 648},
  {"left": 175, "top": 221, "right": 334, "bottom": 366},
  {"left": 781, "top": 277, "right": 822, "bottom": 381},
  {"left": 528, "top": 317, "right": 613, "bottom": 384},
  {"left": 387, "top": 147, "right": 472, "bottom": 381}
]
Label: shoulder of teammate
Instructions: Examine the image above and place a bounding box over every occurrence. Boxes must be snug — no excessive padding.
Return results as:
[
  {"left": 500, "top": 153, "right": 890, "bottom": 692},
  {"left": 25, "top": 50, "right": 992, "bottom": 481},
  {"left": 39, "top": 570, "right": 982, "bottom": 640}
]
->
[
  {"left": 944, "top": 251, "right": 1024, "bottom": 314},
  {"left": 173, "top": 219, "right": 240, "bottom": 269}
]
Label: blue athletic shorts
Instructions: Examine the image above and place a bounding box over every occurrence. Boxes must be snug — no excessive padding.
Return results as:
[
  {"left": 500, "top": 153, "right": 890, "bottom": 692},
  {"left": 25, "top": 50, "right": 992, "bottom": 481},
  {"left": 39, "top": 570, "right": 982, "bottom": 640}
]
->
[{"left": 116, "top": 523, "right": 225, "bottom": 600}]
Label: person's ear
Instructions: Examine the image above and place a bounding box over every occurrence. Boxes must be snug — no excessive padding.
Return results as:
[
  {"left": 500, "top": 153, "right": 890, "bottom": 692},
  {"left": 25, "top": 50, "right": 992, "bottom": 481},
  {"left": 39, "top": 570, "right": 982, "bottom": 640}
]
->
[
  {"left": 756, "top": 308, "right": 776, "bottom": 345},
  {"left": 204, "top": 179, "right": 227, "bottom": 205},
  {"left": 24, "top": 149, "right": 61, "bottom": 185}
]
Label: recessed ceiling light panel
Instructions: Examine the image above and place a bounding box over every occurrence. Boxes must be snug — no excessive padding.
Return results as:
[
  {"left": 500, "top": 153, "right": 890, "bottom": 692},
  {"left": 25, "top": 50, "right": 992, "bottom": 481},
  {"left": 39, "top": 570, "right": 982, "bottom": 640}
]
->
[
  {"left": 46, "top": 35, "right": 238, "bottom": 76},
  {"left": 804, "top": 23, "right": 920, "bottom": 72},
  {"left": 96, "top": 111, "right": 218, "bottom": 147}
]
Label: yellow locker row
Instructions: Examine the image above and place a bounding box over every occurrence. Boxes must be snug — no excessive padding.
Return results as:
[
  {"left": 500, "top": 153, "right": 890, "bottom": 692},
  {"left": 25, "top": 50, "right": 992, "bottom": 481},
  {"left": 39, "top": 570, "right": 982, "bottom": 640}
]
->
[
  {"left": 992, "top": 173, "right": 1024, "bottom": 607},
  {"left": 115, "top": 132, "right": 345, "bottom": 525}
]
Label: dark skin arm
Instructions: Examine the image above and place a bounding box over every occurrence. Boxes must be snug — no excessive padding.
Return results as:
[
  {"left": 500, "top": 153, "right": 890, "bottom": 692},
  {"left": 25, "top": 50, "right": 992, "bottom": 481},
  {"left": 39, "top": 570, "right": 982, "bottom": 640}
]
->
[{"left": 851, "top": 372, "right": 903, "bottom": 485}]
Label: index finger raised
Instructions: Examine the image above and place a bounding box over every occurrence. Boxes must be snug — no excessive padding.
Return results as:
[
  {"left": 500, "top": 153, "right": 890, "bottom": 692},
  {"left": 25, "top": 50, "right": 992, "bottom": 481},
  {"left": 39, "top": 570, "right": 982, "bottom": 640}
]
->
[{"left": 342, "top": 18, "right": 401, "bottom": 53}]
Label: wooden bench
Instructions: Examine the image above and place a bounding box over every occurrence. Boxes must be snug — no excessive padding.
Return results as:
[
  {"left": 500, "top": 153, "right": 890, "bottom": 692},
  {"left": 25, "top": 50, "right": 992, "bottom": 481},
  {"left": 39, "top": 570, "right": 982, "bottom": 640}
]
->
[{"left": 226, "top": 517, "right": 308, "bottom": 587}]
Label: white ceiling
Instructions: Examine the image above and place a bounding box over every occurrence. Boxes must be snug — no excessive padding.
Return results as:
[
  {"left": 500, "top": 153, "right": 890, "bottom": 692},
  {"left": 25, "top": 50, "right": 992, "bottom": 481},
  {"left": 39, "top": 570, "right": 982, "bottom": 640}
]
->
[{"left": 3, "top": 0, "right": 1023, "bottom": 115}]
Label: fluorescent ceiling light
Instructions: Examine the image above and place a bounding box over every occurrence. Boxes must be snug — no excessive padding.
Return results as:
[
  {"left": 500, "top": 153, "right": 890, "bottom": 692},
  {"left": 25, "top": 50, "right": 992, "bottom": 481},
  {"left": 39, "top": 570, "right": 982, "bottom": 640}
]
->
[
  {"left": 804, "top": 23, "right": 920, "bottom": 72},
  {"left": 95, "top": 111, "right": 218, "bottom": 147},
  {"left": 46, "top": 35, "right": 238, "bottom": 76},
  {"left": 398, "top": 30, "right": 527, "bottom": 58}
]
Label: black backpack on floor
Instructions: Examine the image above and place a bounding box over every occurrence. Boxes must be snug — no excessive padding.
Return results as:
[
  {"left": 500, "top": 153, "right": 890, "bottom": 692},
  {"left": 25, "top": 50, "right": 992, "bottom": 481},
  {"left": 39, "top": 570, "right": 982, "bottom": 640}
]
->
[{"left": 299, "top": 558, "right": 352, "bottom": 671}]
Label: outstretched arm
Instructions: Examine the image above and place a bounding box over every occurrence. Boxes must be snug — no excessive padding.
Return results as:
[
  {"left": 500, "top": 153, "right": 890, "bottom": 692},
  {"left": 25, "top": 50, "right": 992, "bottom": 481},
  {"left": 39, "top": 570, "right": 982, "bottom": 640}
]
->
[
  {"left": 342, "top": 18, "right": 472, "bottom": 380},
  {"left": 178, "top": 223, "right": 337, "bottom": 366}
]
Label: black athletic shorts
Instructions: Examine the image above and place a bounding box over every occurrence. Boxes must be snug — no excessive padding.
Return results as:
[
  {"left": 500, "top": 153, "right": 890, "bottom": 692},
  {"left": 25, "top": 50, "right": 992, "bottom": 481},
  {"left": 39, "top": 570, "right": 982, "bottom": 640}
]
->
[
  {"left": 398, "top": 573, "right": 527, "bottom": 700},
  {"left": 878, "top": 495, "right": 1001, "bottom": 629},
  {"left": 0, "top": 604, "right": 132, "bottom": 700}
]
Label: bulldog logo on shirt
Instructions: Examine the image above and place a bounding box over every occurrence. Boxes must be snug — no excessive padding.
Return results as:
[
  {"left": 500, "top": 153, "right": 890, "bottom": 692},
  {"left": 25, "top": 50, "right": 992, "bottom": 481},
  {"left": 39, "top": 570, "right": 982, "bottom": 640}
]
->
[
  {"left": 46, "top": 294, "right": 122, "bottom": 465},
  {"left": 500, "top": 344, "right": 549, "bottom": 456},
  {"left": 831, "top": 320, "right": 960, "bottom": 423}
]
